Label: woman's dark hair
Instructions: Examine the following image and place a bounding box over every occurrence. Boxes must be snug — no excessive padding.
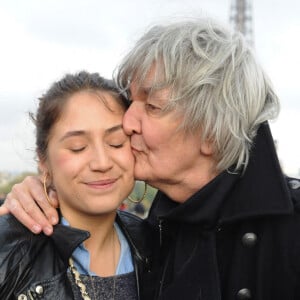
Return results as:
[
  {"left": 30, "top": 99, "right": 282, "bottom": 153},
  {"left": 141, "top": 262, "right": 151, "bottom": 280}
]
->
[{"left": 31, "top": 71, "right": 129, "bottom": 162}]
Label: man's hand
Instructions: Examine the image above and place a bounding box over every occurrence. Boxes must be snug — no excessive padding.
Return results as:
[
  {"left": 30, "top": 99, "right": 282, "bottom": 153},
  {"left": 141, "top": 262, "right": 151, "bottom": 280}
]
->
[{"left": 0, "top": 176, "right": 59, "bottom": 235}]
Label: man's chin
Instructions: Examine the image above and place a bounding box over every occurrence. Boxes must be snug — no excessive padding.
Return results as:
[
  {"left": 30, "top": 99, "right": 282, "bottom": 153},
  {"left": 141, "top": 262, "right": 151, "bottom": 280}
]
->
[{"left": 133, "top": 167, "right": 148, "bottom": 182}]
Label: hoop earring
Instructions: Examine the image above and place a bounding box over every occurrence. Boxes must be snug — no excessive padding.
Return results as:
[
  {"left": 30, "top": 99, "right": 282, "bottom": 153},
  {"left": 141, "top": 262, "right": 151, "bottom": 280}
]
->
[
  {"left": 127, "top": 182, "right": 148, "bottom": 203},
  {"left": 43, "top": 173, "right": 52, "bottom": 205}
]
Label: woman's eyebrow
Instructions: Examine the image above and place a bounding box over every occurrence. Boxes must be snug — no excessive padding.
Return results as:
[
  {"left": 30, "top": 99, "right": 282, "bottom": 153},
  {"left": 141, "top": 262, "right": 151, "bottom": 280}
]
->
[
  {"left": 105, "top": 124, "right": 124, "bottom": 135},
  {"left": 59, "top": 124, "right": 123, "bottom": 142},
  {"left": 59, "top": 130, "right": 85, "bottom": 142}
]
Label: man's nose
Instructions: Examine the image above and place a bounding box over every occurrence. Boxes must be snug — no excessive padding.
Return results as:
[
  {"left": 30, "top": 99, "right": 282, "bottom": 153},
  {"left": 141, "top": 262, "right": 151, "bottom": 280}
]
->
[{"left": 123, "top": 102, "right": 142, "bottom": 135}]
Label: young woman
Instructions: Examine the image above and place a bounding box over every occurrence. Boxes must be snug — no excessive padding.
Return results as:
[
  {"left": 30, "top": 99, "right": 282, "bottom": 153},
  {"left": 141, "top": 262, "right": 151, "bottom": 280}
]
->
[{"left": 0, "top": 71, "right": 152, "bottom": 299}]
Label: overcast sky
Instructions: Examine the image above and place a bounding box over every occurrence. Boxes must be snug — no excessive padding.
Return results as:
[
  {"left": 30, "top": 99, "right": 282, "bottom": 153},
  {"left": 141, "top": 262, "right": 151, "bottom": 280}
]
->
[{"left": 0, "top": 0, "right": 299, "bottom": 177}]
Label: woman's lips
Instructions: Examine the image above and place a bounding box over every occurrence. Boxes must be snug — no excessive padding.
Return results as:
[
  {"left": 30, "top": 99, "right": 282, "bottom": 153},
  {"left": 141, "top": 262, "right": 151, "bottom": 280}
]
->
[{"left": 85, "top": 179, "right": 117, "bottom": 189}]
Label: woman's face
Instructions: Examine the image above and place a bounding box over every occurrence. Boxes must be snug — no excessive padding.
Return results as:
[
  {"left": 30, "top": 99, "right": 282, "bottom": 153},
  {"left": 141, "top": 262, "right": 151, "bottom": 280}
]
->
[
  {"left": 122, "top": 67, "right": 216, "bottom": 201},
  {"left": 41, "top": 91, "right": 134, "bottom": 222}
]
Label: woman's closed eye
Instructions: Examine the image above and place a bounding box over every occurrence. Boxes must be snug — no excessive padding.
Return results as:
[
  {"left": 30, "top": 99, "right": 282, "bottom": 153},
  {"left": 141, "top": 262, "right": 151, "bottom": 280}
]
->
[
  {"left": 109, "top": 143, "right": 124, "bottom": 149},
  {"left": 108, "top": 137, "right": 129, "bottom": 149},
  {"left": 70, "top": 146, "right": 86, "bottom": 153}
]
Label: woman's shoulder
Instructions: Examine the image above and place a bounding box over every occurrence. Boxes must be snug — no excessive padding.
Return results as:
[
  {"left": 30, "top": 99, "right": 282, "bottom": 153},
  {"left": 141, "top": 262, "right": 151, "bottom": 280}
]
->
[
  {"left": 117, "top": 209, "right": 143, "bottom": 224},
  {"left": 116, "top": 210, "right": 157, "bottom": 256},
  {"left": 116, "top": 210, "right": 149, "bottom": 238},
  {"left": 0, "top": 215, "right": 38, "bottom": 284},
  {"left": 116, "top": 209, "right": 155, "bottom": 235},
  {"left": 0, "top": 215, "right": 53, "bottom": 263},
  {"left": 0, "top": 215, "right": 44, "bottom": 261},
  {"left": 0, "top": 214, "right": 33, "bottom": 240}
]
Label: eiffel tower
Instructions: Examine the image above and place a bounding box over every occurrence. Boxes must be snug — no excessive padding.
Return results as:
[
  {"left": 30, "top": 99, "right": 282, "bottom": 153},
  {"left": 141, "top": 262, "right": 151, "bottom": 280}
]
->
[{"left": 229, "top": 0, "right": 254, "bottom": 47}]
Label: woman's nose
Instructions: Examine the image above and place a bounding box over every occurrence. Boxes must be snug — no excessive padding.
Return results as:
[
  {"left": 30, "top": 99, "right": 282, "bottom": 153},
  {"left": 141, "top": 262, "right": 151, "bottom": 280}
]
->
[{"left": 89, "top": 147, "right": 113, "bottom": 172}]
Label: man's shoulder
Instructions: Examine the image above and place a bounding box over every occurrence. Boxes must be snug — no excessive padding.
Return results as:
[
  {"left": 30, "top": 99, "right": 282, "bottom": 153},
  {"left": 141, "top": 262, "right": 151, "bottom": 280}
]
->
[{"left": 285, "top": 176, "right": 300, "bottom": 212}]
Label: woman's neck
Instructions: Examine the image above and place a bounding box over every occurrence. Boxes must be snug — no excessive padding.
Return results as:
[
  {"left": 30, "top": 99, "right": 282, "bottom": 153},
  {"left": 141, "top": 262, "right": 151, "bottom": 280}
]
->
[{"left": 61, "top": 210, "right": 120, "bottom": 277}]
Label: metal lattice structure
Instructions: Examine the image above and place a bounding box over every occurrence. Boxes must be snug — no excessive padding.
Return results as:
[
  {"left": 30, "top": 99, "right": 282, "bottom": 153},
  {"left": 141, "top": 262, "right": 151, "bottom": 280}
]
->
[{"left": 229, "top": 0, "right": 254, "bottom": 47}]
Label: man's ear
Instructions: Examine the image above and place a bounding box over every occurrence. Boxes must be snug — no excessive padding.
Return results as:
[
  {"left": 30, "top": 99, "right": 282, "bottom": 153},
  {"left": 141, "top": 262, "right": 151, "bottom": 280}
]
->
[{"left": 200, "top": 138, "right": 214, "bottom": 156}]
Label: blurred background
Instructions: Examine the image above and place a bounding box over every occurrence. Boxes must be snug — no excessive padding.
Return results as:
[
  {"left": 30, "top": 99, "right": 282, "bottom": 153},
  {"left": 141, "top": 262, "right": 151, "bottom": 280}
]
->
[{"left": 0, "top": 0, "right": 299, "bottom": 209}]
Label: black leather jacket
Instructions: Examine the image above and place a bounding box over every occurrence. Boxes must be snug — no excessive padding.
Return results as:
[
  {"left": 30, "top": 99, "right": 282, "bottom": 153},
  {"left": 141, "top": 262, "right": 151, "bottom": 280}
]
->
[{"left": 0, "top": 210, "right": 153, "bottom": 300}]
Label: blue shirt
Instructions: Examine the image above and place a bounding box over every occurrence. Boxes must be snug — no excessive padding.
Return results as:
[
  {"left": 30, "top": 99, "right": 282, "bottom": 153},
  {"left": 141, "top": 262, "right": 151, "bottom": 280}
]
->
[{"left": 61, "top": 217, "right": 134, "bottom": 275}]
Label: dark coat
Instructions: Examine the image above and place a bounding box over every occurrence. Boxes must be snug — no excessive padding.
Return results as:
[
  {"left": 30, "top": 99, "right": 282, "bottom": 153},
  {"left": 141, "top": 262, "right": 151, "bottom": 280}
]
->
[
  {"left": 146, "top": 123, "right": 300, "bottom": 300},
  {"left": 0, "top": 211, "right": 153, "bottom": 300}
]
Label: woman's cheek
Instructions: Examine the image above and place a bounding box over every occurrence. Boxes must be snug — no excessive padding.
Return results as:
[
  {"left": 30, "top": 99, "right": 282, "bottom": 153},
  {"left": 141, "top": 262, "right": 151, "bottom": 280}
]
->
[
  {"left": 123, "top": 147, "right": 135, "bottom": 166},
  {"left": 51, "top": 151, "right": 79, "bottom": 171}
]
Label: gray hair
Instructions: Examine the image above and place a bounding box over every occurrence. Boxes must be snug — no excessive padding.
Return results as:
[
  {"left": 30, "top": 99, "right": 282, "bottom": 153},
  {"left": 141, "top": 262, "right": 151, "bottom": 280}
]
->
[{"left": 115, "top": 18, "right": 280, "bottom": 173}]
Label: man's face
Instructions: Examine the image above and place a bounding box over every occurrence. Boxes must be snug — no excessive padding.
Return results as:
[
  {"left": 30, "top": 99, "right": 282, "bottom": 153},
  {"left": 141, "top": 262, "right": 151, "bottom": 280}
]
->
[{"left": 123, "top": 67, "right": 216, "bottom": 202}]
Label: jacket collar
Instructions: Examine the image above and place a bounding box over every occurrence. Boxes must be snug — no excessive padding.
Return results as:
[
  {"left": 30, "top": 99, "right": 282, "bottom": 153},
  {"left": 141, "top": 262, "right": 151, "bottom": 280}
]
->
[
  {"left": 116, "top": 211, "right": 153, "bottom": 264},
  {"left": 148, "top": 123, "right": 293, "bottom": 227},
  {"left": 220, "top": 122, "right": 293, "bottom": 223},
  {"left": 51, "top": 211, "right": 152, "bottom": 267},
  {"left": 50, "top": 225, "right": 90, "bottom": 263}
]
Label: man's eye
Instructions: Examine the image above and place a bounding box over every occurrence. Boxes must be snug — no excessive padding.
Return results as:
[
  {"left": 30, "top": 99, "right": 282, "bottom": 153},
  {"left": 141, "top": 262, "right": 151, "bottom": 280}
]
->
[{"left": 145, "top": 103, "right": 160, "bottom": 111}]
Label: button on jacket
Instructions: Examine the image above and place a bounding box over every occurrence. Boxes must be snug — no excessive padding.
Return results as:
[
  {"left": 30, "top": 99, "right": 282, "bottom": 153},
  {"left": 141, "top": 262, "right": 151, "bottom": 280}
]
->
[
  {"left": 146, "top": 123, "right": 300, "bottom": 300},
  {"left": 0, "top": 211, "right": 153, "bottom": 300}
]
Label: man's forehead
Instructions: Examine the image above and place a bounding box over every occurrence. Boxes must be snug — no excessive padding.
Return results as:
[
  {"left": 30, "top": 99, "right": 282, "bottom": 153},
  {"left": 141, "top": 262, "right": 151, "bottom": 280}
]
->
[
  {"left": 130, "top": 78, "right": 166, "bottom": 95},
  {"left": 130, "top": 64, "right": 165, "bottom": 90},
  {"left": 129, "top": 80, "right": 151, "bottom": 94}
]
